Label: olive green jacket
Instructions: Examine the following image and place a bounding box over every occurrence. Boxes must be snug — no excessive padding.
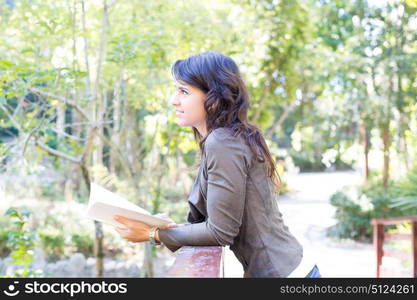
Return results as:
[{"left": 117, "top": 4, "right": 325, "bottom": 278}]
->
[{"left": 158, "top": 127, "right": 303, "bottom": 277}]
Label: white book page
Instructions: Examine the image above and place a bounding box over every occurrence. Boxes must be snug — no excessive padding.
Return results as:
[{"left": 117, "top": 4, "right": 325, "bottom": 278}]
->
[
  {"left": 86, "top": 182, "right": 172, "bottom": 228},
  {"left": 87, "top": 183, "right": 151, "bottom": 215}
]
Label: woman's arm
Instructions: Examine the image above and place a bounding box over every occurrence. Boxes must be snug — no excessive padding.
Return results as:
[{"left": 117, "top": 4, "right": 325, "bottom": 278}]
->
[
  {"left": 113, "top": 214, "right": 178, "bottom": 243},
  {"left": 158, "top": 133, "right": 250, "bottom": 252}
]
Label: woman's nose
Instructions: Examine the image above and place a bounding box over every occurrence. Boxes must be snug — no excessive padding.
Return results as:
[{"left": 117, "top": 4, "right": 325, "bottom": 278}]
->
[{"left": 170, "top": 93, "right": 180, "bottom": 106}]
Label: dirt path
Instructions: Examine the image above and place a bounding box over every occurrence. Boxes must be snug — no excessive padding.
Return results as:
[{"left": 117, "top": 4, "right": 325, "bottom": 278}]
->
[{"left": 224, "top": 171, "right": 376, "bottom": 277}]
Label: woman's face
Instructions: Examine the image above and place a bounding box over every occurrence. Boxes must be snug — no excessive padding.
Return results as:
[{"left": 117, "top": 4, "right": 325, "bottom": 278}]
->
[{"left": 170, "top": 80, "right": 207, "bottom": 135}]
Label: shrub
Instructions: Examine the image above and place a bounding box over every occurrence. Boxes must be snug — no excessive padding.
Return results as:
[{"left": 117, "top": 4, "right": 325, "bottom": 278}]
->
[
  {"left": 328, "top": 191, "right": 372, "bottom": 242},
  {"left": 289, "top": 150, "right": 326, "bottom": 172},
  {"left": 2, "top": 207, "right": 42, "bottom": 277},
  {"left": 71, "top": 232, "right": 94, "bottom": 257},
  {"left": 38, "top": 229, "right": 66, "bottom": 261},
  {"left": 390, "top": 163, "right": 417, "bottom": 215},
  {"left": 329, "top": 179, "right": 407, "bottom": 242},
  {"left": 0, "top": 228, "right": 10, "bottom": 257}
]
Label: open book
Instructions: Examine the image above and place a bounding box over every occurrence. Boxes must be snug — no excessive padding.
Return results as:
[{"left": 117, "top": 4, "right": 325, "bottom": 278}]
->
[{"left": 86, "top": 182, "right": 173, "bottom": 227}]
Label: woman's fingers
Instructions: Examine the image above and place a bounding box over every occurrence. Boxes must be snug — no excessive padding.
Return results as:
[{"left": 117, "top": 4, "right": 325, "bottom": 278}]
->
[
  {"left": 160, "top": 223, "right": 174, "bottom": 229},
  {"left": 113, "top": 215, "right": 134, "bottom": 227},
  {"left": 160, "top": 223, "right": 185, "bottom": 229},
  {"left": 115, "top": 226, "right": 128, "bottom": 236},
  {"left": 112, "top": 216, "right": 153, "bottom": 243},
  {"left": 113, "top": 215, "right": 149, "bottom": 229}
]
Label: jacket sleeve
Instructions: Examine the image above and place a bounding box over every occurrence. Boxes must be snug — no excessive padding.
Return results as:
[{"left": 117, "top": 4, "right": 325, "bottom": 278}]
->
[{"left": 158, "top": 132, "right": 250, "bottom": 252}]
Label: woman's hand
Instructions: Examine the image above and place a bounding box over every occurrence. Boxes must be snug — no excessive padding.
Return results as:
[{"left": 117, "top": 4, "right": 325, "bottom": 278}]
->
[
  {"left": 113, "top": 215, "right": 180, "bottom": 243},
  {"left": 113, "top": 215, "right": 152, "bottom": 243}
]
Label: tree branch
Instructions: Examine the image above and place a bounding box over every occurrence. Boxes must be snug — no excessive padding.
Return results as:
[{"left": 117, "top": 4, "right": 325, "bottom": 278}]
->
[
  {"left": 49, "top": 127, "right": 87, "bottom": 141},
  {"left": 252, "top": 84, "right": 271, "bottom": 124},
  {"left": 96, "top": 131, "right": 135, "bottom": 179},
  {"left": 22, "top": 110, "right": 50, "bottom": 157},
  {"left": 265, "top": 101, "right": 299, "bottom": 139},
  {"left": 0, "top": 102, "right": 21, "bottom": 130},
  {"left": 35, "top": 139, "right": 81, "bottom": 163},
  {"left": 28, "top": 87, "right": 91, "bottom": 121}
]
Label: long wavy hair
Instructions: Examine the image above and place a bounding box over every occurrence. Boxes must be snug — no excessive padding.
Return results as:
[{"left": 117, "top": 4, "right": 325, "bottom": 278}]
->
[{"left": 171, "top": 51, "right": 281, "bottom": 193}]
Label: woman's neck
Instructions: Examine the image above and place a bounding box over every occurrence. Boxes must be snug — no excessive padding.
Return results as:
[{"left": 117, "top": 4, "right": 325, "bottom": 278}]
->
[{"left": 195, "top": 123, "right": 208, "bottom": 138}]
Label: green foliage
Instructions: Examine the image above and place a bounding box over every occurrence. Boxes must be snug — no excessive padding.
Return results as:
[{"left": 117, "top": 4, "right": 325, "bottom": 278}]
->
[
  {"left": 182, "top": 149, "right": 197, "bottom": 167},
  {"left": 38, "top": 229, "right": 66, "bottom": 261},
  {"left": 390, "top": 163, "right": 417, "bottom": 215},
  {"left": 329, "top": 191, "right": 372, "bottom": 241},
  {"left": 287, "top": 123, "right": 355, "bottom": 172},
  {"left": 3, "top": 207, "right": 42, "bottom": 277},
  {"left": 289, "top": 149, "right": 326, "bottom": 172},
  {"left": 37, "top": 230, "right": 95, "bottom": 260},
  {"left": 0, "top": 227, "right": 10, "bottom": 257},
  {"left": 278, "top": 179, "right": 289, "bottom": 195},
  {"left": 39, "top": 182, "right": 65, "bottom": 201},
  {"left": 329, "top": 179, "right": 409, "bottom": 242},
  {"left": 71, "top": 232, "right": 94, "bottom": 257}
]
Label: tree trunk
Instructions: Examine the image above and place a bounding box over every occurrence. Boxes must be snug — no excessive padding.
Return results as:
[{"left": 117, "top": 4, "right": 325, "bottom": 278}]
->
[
  {"left": 398, "top": 113, "right": 410, "bottom": 172},
  {"left": 381, "top": 124, "right": 390, "bottom": 189},
  {"left": 64, "top": 179, "right": 73, "bottom": 202},
  {"left": 359, "top": 120, "right": 370, "bottom": 182},
  {"left": 143, "top": 154, "right": 166, "bottom": 277},
  {"left": 110, "top": 76, "right": 122, "bottom": 174},
  {"left": 90, "top": 0, "right": 109, "bottom": 278},
  {"left": 93, "top": 220, "right": 105, "bottom": 277},
  {"left": 80, "top": 137, "right": 105, "bottom": 278},
  {"left": 143, "top": 243, "right": 154, "bottom": 278},
  {"left": 93, "top": 91, "right": 106, "bottom": 166},
  {"left": 56, "top": 104, "right": 66, "bottom": 146}
]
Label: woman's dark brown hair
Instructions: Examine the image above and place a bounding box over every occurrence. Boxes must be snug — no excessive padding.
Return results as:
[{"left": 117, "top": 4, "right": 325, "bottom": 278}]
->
[{"left": 171, "top": 51, "right": 281, "bottom": 193}]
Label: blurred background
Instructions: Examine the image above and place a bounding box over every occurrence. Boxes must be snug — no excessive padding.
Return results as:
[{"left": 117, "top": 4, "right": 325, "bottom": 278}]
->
[{"left": 0, "top": 0, "right": 416, "bottom": 278}]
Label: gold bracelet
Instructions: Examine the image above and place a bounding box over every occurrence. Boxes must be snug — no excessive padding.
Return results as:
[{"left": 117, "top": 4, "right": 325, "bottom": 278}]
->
[{"left": 149, "top": 227, "right": 161, "bottom": 246}]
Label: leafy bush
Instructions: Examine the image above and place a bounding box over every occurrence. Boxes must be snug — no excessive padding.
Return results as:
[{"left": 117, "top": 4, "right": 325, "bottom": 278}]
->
[
  {"left": 0, "top": 228, "right": 10, "bottom": 257},
  {"left": 38, "top": 229, "right": 66, "bottom": 261},
  {"left": 329, "top": 179, "right": 407, "bottom": 242},
  {"left": 289, "top": 149, "right": 326, "bottom": 172},
  {"left": 2, "top": 207, "right": 42, "bottom": 277},
  {"left": 331, "top": 154, "right": 354, "bottom": 171},
  {"left": 39, "top": 230, "right": 96, "bottom": 260},
  {"left": 390, "top": 163, "right": 417, "bottom": 215},
  {"left": 278, "top": 179, "right": 289, "bottom": 195},
  {"left": 39, "top": 182, "right": 64, "bottom": 201},
  {"left": 2, "top": 200, "right": 127, "bottom": 263},
  {"left": 328, "top": 191, "right": 372, "bottom": 241},
  {"left": 71, "top": 232, "right": 94, "bottom": 257}
]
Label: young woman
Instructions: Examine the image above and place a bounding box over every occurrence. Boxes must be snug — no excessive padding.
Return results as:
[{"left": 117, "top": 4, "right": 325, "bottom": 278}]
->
[{"left": 114, "top": 51, "right": 321, "bottom": 278}]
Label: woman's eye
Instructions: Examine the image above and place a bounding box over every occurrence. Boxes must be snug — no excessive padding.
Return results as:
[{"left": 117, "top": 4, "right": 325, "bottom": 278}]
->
[{"left": 180, "top": 89, "right": 189, "bottom": 95}]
